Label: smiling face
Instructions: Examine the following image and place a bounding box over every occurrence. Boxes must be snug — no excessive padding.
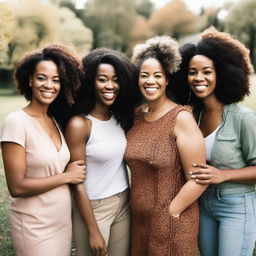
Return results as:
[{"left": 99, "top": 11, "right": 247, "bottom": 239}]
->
[
  {"left": 188, "top": 55, "right": 217, "bottom": 100},
  {"left": 138, "top": 58, "right": 168, "bottom": 102},
  {"left": 30, "top": 60, "right": 61, "bottom": 106},
  {"left": 94, "top": 63, "right": 119, "bottom": 107}
]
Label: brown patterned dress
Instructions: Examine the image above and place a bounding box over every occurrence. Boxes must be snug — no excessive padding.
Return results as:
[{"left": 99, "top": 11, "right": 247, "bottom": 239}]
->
[{"left": 125, "top": 105, "right": 199, "bottom": 256}]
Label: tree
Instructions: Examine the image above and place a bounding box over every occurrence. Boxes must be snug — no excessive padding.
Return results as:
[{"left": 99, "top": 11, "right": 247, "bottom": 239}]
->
[
  {"left": 149, "top": 0, "right": 199, "bottom": 39},
  {"left": 58, "top": 7, "right": 93, "bottom": 57},
  {"left": 0, "top": 3, "right": 14, "bottom": 65},
  {"left": 199, "top": 7, "right": 224, "bottom": 31},
  {"left": 135, "top": 0, "right": 154, "bottom": 19},
  {"left": 0, "top": 0, "right": 93, "bottom": 89},
  {"left": 129, "top": 14, "right": 153, "bottom": 54},
  {"left": 82, "top": 0, "right": 137, "bottom": 52},
  {"left": 1, "top": 0, "right": 60, "bottom": 70},
  {"left": 0, "top": 0, "right": 93, "bottom": 70},
  {"left": 226, "top": 0, "right": 256, "bottom": 68}
]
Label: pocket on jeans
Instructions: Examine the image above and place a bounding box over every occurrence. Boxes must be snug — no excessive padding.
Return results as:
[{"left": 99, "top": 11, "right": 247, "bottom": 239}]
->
[
  {"left": 218, "top": 194, "right": 245, "bottom": 206},
  {"left": 90, "top": 199, "right": 102, "bottom": 209},
  {"left": 245, "top": 192, "right": 256, "bottom": 216}
]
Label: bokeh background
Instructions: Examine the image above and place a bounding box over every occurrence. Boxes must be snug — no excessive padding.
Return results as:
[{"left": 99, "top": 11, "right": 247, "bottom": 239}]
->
[{"left": 0, "top": 0, "right": 255, "bottom": 255}]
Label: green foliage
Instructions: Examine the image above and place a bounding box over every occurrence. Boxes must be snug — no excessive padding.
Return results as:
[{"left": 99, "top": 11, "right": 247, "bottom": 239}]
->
[
  {"left": 199, "top": 7, "right": 224, "bottom": 32},
  {"left": 58, "top": 7, "right": 93, "bottom": 57},
  {"left": 83, "top": 0, "right": 137, "bottom": 52},
  {"left": 226, "top": 0, "right": 256, "bottom": 68},
  {"left": 149, "top": 0, "right": 199, "bottom": 39},
  {"left": 0, "top": 3, "right": 14, "bottom": 65},
  {"left": 135, "top": 0, "right": 154, "bottom": 19},
  {"left": 0, "top": 174, "right": 15, "bottom": 256},
  {"left": 1, "top": 0, "right": 60, "bottom": 70},
  {"left": 0, "top": 0, "right": 93, "bottom": 71}
]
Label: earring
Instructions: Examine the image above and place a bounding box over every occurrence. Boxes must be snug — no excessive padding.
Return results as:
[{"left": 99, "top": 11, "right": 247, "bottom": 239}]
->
[{"left": 187, "top": 90, "right": 191, "bottom": 103}]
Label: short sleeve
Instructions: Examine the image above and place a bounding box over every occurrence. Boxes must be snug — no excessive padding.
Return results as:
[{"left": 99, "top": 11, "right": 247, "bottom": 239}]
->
[
  {"left": 0, "top": 111, "right": 26, "bottom": 148},
  {"left": 240, "top": 112, "right": 256, "bottom": 166}
]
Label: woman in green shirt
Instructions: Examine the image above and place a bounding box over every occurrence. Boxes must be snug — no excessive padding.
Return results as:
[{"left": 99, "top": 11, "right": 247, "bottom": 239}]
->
[{"left": 173, "top": 27, "right": 256, "bottom": 256}]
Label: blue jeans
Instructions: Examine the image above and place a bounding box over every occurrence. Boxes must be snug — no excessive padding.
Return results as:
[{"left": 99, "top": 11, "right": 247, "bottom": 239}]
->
[{"left": 199, "top": 187, "right": 256, "bottom": 256}]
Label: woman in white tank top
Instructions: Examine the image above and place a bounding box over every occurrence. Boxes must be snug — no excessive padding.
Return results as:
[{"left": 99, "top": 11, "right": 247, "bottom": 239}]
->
[{"left": 65, "top": 48, "right": 139, "bottom": 256}]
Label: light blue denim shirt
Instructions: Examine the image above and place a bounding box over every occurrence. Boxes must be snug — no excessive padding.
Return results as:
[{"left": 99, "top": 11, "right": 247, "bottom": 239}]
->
[{"left": 210, "top": 103, "right": 256, "bottom": 190}]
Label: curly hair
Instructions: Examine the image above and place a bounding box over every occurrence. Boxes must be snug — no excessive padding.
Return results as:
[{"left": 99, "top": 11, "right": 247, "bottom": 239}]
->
[
  {"left": 172, "top": 27, "right": 254, "bottom": 110},
  {"left": 132, "top": 35, "right": 181, "bottom": 75},
  {"left": 14, "top": 44, "right": 83, "bottom": 129},
  {"left": 73, "top": 48, "right": 138, "bottom": 132}
]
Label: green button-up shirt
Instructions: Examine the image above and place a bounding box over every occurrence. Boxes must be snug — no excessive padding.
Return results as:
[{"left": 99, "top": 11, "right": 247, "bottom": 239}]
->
[{"left": 210, "top": 103, "right": 256, "bottom": 190}]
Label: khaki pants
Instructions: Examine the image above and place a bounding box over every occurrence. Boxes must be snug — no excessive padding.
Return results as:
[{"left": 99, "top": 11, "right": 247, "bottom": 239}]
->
[{"left": 72, "top": 189, "right": 130, "bottom": 256}]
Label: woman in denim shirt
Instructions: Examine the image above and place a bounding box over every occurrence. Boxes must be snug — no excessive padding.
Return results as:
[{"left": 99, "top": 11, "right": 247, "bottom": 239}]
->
[{"left": 172, "top": 27, "right": 256, "bottom": 256}]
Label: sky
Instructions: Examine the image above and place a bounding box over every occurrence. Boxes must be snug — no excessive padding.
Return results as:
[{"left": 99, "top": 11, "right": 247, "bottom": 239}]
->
[{"left": 76, "top": 0, "right": 241, "bottom": 13}]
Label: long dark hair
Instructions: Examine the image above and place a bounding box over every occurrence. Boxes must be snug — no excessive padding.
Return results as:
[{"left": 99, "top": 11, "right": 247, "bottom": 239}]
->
[
  {"left": 14, "top": 44, "right": 83, "bottom": 129},
  {"left": 73, "top": 48, "right": 139, "bottom": 132},
  {"left": 172, "top": 27, "right": 253, "bottom": 113}
]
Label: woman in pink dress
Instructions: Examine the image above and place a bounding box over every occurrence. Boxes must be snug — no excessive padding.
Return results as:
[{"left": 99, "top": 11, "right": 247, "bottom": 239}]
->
[{"left": 0, "top": 44, "right": 86, "bottom": 256}]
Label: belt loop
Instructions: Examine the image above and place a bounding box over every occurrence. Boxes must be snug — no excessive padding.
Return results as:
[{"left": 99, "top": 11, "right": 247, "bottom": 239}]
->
[{"left": 216, "top": 189, "right": 221, "bottom": 200}]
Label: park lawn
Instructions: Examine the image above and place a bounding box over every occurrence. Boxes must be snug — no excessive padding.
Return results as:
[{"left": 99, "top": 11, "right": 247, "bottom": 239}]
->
[
  {"left": 0, "top": 74, "right": 255, "bottom": 254},
  {"left": 0, "top": 175, "right": 15, "bottom": 256}
]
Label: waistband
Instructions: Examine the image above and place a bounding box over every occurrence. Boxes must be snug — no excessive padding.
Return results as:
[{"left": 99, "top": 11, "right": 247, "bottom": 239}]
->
[{"left": 206, "top": 185, "right": 255, "bottom": 195}]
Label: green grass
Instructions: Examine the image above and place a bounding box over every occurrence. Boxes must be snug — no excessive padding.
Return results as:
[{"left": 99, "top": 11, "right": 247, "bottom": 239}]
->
[{"left": 0, "top": 175, "right": 15, "bottom": 256}]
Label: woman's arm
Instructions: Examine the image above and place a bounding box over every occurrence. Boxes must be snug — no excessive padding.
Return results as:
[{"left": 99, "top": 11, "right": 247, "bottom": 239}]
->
[
  {"left": 190, "top": 164, "right": 256, "bottom": 185},
  {"left": 1, "top": 142, "right": 85, "bottom": 198},
  {"left": 190, "top": 111, "right": 256, "bottom": 185},
  {"left": 169, "top": 110, "right": 207, "bottom": 217},
  {"left": 65, "top": 116, "right": 107, "bottom": 256}
]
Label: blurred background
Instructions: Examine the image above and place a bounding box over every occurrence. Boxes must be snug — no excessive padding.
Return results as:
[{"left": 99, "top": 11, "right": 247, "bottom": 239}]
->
[
  {"left": 0, "top": 0, "right": 256, "bottom": 90},
  {"left": 0, "top": 0, "right": 255, "bottom": 255}
]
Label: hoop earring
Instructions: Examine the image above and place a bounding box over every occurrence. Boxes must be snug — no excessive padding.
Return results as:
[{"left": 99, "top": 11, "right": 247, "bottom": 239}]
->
[{"left": 188, "top": 90, "right": 191, "bottom": 103}]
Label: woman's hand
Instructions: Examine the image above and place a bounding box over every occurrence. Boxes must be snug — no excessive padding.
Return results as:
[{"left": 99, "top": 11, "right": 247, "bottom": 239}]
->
[
  {"left": 89, "top": 231, "right": 108, "bottom": 256},
  {"left": 168, "top": 203, "right": 181, "bottom": 219},
  {"left": 64, "top": 160, "right": 86, "bottom": 184},
  {"left": 190, "top": 163, "right": 227, "bottom": 185}
]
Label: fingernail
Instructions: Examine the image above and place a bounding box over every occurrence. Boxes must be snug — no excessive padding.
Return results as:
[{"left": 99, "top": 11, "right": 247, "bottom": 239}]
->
[
  {"left": 192, "top": 163, "right": 197, "bottom": 166},
  {"left": 189, "top": 171, "right": 193, "bottom": 174}
]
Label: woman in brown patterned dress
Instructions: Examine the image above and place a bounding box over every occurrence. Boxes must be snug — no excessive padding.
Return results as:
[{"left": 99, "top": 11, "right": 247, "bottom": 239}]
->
[{"left": 125, "top": 36, "right": 207, "bottom": 255}]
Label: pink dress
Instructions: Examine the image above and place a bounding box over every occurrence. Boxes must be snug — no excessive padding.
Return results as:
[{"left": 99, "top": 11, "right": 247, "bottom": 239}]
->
[{"left": 0, "top": 110, "right": 72, "bottom": 256}]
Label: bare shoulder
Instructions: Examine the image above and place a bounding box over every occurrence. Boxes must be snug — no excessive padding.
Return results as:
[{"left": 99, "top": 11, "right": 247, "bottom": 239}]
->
[
  {"left": 65, "top": 115, "right": 91, "bottom": 139},
  {"left": 176, "top": 109, "right": 196, "bottom": 127},
  {"left": 68, "top": 115, "right": 90, "bottom": 128},
  {"left": 174, "top": 109, "right": 202, "bottom": 138}
]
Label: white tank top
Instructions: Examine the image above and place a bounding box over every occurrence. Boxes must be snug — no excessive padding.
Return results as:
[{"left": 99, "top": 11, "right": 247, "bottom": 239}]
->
[
  {"left": 84, "top": 114, "right": 128, "bottom": 200},
  {"left": 204, "top": 125, "right": 220, "bottom": 162}
]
